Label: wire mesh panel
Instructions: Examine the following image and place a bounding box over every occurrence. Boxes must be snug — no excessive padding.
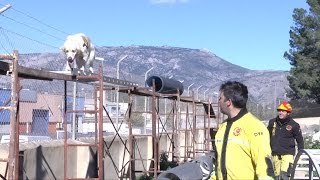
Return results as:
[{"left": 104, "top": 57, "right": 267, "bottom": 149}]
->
[
  {"left": 0, "top": 83, "right": 93, "bottom": 140},
  {"left": 0, "top": 87, "right": 11, "bottom": 136}
]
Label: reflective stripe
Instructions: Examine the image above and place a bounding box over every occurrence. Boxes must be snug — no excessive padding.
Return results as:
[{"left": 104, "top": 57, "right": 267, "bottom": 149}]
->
[{"left": 215, "top": 138, "right": 250, "bottom": 147}]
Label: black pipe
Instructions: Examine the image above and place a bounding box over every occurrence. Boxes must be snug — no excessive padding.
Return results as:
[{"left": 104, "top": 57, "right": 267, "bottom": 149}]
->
[{"left": 145, "top": 76, "right": 184, "bottom": 95}]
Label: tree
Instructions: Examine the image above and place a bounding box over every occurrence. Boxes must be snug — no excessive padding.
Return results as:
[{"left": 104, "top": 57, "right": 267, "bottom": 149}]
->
[
  {"left": 289, "top": 99, "right": 320, "bottom": 118},
  {"left": 284, "top": 0, "right": 320, "bottom": 103}
]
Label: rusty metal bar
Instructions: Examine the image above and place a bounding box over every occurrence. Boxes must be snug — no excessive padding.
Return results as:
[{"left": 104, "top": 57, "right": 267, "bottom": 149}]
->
[
  {"left": 175, "top": 100, "right": 181, "bottom": 162},
  {"left": 171, "top": 100, "right": 176, "bottom": 163},
  {"left": 64, "top": 80, "right": 68, "bottom": 180},
  {"left": 176, "top": 90, "right": 183, "bottom": 160},
  {"left": 94, "top": 87, "right": 98, "bottom": 146},
  {"left": 98, "top": 66, "right": 104, "bottom": 179},
  {"left": 205, "top": 98, "right": 211, "bottom": 151},
  {"left": 204, "top": 100, "right": 208, "bottom": 151},
  {"left": 151, "top": 79, "right": 158, "bottom": 178},
  {"left": 0, "top": 54, "right": 14, "bottom": 60},
  {"left": 66, "top": 144, "right": 97, "bottom": 147},
  {"left": 127, "top": 92, "right": 134, "bottom": 180},
  {"left": 184, "top": 102, "right": 190, "bottom": 161},
  {"left": 7, "top": 51, "right": 18, "bottom": 180},
  {"left": 102, "top": 76, "right": 139, "bottom": 87},
  {"left": 192, "top": 91, "right": 196, "bottom": 159},
  {"left": 65, "top": 109, "right": 98, "bottom": 114},
  {"left": 15, "top": 78, "right": 21, "bottom": 180}
]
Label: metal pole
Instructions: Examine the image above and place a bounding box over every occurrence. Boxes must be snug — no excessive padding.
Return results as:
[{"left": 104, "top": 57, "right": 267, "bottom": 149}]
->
[
  {"left": 196, "top": 85, "right": 203, "bottom": 100},
  {"left": 203, "top": 88, "right": 209, "bottom": 100},
  {"left": 96, "top": 57, "right": 106, "bottom": 106},
  {"left": 164, "top": 98, "right": 167, "bottom": 124},
  {"left": 274, "top": 81, "right": 277, "bottom": 116},
  {"left": 72, "top": 81, "right": 77, "bottom": 140},
  {"left": 0, "top": 4, "right": 11, "bottom": 14},
  {"left": 187, "top": 83, "right": 194, "bottom": 96},
  {"left": 144, "top": 67, "right": 154, "bottom": 134},
  {"left": 116, "top": 55, "right": 128, "bottom": 129},
  {"left": 7, "top": 51, "right": 18, "bottom": 179},
  {"left": 98, "top": 66, "right": 105, "bottom": 179}
]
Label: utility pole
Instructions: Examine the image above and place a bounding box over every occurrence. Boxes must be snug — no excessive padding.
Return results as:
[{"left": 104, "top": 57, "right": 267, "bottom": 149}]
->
[
  {"left": 116, "top": 55, "right": 128, "bottom": 129},
  {"left": 196, "top": 85, "right": 203, "bottom": 100},
  {"left": 272, "top": 79, "right": 284, "bottom": 116},
  {"left": 187, "top": 83, "right": 194, "bottom": 96},
  {"left": 144, "top": 67, "right": 154, "bottom": 134},
  {"left": 203, "top": 88, "right": 209, "bottom": 100}
]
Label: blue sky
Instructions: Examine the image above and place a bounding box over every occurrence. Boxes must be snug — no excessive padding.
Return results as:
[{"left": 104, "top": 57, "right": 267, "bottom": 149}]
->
[{"left": 0, "top": 0, "right": 309, "bottom": 70}]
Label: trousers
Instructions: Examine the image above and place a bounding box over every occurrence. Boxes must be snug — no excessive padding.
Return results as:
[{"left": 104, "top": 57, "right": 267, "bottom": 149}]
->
[{"left": 272, "top": 154, "right": 294, "bottom": 179}]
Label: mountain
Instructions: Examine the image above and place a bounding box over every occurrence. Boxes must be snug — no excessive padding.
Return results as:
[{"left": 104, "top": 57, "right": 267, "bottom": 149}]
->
[
  {"left": 96, "top": 46, "right": 289, "bottom": 105},
  {"left": 13, "top": 45, "right": 289, "bottom": 108}
]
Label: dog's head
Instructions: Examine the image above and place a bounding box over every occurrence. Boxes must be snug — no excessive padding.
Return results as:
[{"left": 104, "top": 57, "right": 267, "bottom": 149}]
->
[
  {"left": 61, "top": 33, "right": 90, "bottom": 68},
  {"left": 60, "top": 41, "right": 81, "bottom": 65}
]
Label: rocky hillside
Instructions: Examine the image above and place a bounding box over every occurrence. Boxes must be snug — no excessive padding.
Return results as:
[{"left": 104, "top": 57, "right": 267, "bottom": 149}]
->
[{"left": 96, "top": 46, "right": 289, "bottom": 105}]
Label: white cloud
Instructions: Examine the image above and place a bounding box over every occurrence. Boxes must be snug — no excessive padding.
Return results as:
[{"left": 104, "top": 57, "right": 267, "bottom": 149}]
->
[{"left": 150, "top": 0, "right": 189, "bottom": 4}]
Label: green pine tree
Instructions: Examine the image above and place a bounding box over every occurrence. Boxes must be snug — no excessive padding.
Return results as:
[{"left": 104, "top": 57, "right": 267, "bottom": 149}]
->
[{"left": 284, "top": 0, "right": 320, "bottom": 103}]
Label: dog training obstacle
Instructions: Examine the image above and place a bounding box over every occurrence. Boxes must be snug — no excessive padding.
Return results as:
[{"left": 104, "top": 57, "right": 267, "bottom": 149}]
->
[{"left": 0, "top": 52, "right": 218, "bottom": 180}]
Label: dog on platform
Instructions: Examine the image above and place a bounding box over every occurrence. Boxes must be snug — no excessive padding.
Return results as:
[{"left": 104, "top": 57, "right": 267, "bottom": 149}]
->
[{"left": 61, "top": 33, "right": 96, "bottom": 74}]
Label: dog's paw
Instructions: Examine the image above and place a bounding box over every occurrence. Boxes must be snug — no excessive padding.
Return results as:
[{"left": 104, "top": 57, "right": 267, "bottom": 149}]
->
[
  {"left": 89, "top": 67, "right": 94, "bottom": 74},
  {"left": 79, "top": 70, "right": 86, "bottom": 75}
]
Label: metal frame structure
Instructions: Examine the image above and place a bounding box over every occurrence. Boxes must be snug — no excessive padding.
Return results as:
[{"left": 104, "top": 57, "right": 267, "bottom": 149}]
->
[
  {"left": 0, "top": 51, "right": 20, "bottom": 179},
  {"left": 114, "top": 86, "right": 218, "bottom": 178},
  {"left": 0, "top": 51, "right": 220, "bottom": 180},
  {"left": 291, "top": 149, "right": 320, "bottom": 180}
]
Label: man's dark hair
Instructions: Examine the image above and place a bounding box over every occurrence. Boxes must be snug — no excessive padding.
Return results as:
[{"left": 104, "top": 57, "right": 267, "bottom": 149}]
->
[{"left": 219, "top": 81, "right": 248, "bottom": 108}]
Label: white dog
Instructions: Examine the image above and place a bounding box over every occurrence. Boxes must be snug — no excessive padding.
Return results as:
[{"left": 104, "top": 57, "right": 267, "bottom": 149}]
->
[{"left": 61, "top": 33, "right": 95, "bottom": 74}]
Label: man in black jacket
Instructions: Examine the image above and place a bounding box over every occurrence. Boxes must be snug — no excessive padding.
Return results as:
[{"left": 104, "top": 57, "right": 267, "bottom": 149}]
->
[{"left": 267, "top": 101, "right": 304, "bottom": 180}]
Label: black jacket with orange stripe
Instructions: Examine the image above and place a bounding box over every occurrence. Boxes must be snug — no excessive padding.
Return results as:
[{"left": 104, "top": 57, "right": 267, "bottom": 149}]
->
[{"left": 267, "top": 116, "right": 304, "bottom": 156}]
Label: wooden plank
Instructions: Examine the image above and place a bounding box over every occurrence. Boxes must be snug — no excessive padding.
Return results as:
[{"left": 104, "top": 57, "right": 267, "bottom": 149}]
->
[
  {"left": 0, "top": 54, "right": 13, "bottom": 60},
  {"left": 0, "top": 61, "right": 74, "bottom": 81},
  {"left": 0, "top": 60, "right": 216, "bottom": 112},
  {"left": 0, "top": 61, "right": 139, "bottom": 86}
]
